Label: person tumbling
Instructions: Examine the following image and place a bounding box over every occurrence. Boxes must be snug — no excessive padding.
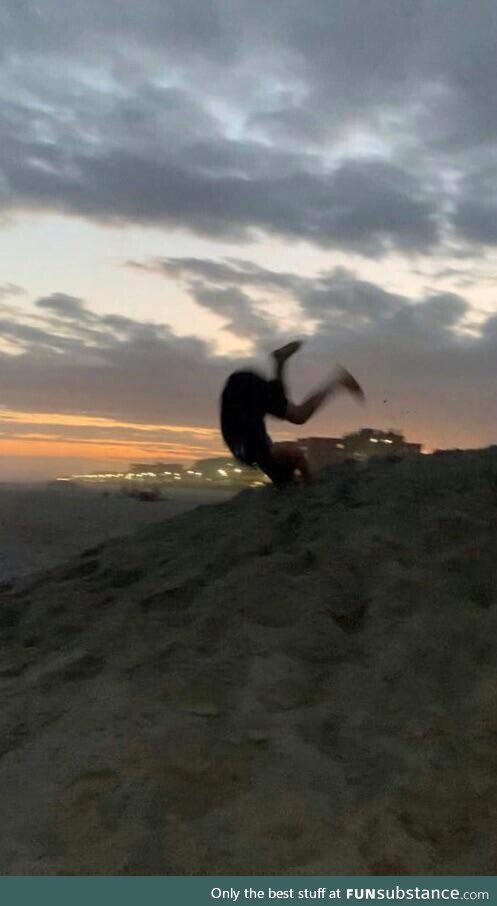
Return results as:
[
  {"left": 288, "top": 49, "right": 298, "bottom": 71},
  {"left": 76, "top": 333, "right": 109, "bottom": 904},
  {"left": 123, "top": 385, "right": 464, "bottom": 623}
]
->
[{"left": 220, "top": 340, "right": 364, "bottom": 485}]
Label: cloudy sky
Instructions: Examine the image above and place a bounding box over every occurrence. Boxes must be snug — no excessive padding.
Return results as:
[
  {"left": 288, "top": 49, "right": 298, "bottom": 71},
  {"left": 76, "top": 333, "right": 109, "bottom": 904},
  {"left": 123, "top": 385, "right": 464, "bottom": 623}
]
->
[{"left": 1, "top": 1, "right": 497, "bottom": 479}]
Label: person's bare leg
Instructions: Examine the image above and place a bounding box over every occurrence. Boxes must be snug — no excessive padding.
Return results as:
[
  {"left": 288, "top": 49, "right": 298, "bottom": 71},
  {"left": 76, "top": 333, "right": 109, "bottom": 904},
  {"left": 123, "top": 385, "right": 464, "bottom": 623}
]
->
[
  {"left": 271, "top": 443, "right": 310, "bottom": 482},
  {"left": 335, "top": 366, "right": 365, "bottom": 401},
  {"left": 271, "top": 340, "right": 303, "bottom": 382},
  {"left": 286, "top": 365, "right": 364, "bottom": 425}
]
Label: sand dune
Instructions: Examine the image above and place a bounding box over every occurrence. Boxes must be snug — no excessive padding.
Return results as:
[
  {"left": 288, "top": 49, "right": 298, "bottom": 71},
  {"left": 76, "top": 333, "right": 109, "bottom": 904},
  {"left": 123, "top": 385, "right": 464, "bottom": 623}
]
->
[
  {"left": 0, "top": 483, "right": 234, "bottom": 580},
  {"left": 1, "top": 449, "right": 497, "bottom": 874}
]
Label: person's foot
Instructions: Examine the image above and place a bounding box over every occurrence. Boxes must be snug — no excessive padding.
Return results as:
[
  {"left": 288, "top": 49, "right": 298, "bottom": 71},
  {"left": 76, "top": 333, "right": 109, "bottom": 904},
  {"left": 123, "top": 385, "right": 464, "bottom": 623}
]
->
[
  {"left": 336, "top": 366, "right": 365, "bottom": 401},
  {"left": 271, "top": 340, "right": 303, "bottom": 365}
]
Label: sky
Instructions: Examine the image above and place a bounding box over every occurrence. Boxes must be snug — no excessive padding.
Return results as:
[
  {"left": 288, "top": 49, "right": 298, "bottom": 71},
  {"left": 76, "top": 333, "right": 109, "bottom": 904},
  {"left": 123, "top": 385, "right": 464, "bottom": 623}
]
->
[{"left": 1, "top": 0, "right": 497, "bottom": 480}]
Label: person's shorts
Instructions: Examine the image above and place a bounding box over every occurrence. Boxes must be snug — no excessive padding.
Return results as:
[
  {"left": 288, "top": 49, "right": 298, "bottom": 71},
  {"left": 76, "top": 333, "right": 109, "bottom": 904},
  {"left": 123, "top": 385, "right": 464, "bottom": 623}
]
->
[{"left": 224, "top": 427, "right": 295, "bottom": 485}]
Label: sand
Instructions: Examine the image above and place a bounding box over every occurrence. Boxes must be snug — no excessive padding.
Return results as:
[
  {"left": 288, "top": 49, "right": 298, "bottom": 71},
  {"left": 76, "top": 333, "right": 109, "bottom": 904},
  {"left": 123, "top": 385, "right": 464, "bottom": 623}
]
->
[
  {"left": 0, "top": 483, "right": 234, "bottom": 580},
  {"left": 1, "top": 449, "right": 497, "bottom": 874}
]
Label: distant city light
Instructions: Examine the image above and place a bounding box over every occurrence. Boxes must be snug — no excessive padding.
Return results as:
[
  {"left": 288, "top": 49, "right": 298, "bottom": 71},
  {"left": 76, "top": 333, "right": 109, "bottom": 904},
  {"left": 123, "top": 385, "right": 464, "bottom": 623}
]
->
[{"left": 57, "top": 427, "right": 422, "bottom": 486}]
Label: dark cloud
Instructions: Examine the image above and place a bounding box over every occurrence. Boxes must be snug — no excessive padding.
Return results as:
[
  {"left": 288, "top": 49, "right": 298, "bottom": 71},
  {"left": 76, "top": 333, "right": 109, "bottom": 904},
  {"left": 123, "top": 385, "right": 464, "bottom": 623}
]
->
[
  {"left": 0, "top": 282, "right": 26, "bottom": 300},
  {"left": 240, "top": 1, "right": 497, "bottom": 156},
  {"left": 145, "top": 256, "right": 303, "bottom": 293},
  {"left": 297, "top": 268, "right": 405, "bottom": 326},
  {"left": 0, "top": 317, "right": 84, "bottom": 352},
  {"left": 36, "top": 293, "right": 93, "bottom": 321},
  {"left": 452, "top": 163, "right": 497, "bottom": 247},
  {"left": 0, "top": 0, "right": 238, "bottom": 64},
  {"left": 418, "top": 1, "right": 497, "bottom": 151},
  {"left": 152, "top": 257, "right": 472, "bottom": 340},
  {"left": 4, "top": 2, "right": 494, "bottom": 254},
  {"left": 0, "top": 298, "right": 226, "bottom": 426},
  {"left": 0, "top": 97, "right": 440, "bottom": 252},
  {"left": 1, "top": 3, "right": 497, "bottom": 258},
  {"left": 191, "top": 285, "right": 279, "bottom": 341},
  {"left": 1, "top": 3, "right": 495, "bottom": 148},
  {"left": 0, "top": 263, "right": 495, "bottom": 453}
]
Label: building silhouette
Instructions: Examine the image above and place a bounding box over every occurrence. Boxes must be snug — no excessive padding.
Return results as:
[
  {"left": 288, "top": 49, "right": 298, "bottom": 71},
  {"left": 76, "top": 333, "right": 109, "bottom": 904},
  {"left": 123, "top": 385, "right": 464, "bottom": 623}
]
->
[
  {"left": 341, "top": 428, "right": 422, "bottom": 461},
  {"left": 297, "top": 436, "right": 345, "bottom": 471},
  {"left": 191, "top": 456, "right": 267, "bottom": 485},
  {"left": 131, "top": 462, "right": 184, "bottom": 476},
  {"left": 275, "top": 429, "right": 422, "bottom": 472}
]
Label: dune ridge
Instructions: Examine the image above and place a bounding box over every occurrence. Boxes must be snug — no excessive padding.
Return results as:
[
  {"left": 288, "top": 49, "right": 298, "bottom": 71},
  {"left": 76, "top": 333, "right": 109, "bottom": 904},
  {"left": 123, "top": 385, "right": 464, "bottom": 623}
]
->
[{"left": 1, "top": 448, "right": 497, "bottom": 874}]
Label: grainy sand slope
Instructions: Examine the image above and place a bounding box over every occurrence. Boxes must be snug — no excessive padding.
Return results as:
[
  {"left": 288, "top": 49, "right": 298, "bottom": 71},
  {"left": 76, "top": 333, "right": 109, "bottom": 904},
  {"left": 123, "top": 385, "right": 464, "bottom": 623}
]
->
[
  {"left": 1, "top": 449, "right": 497, "bottom": 875},
  {"left": 0, "top": 484, "right": 234, "bottom": 580}
]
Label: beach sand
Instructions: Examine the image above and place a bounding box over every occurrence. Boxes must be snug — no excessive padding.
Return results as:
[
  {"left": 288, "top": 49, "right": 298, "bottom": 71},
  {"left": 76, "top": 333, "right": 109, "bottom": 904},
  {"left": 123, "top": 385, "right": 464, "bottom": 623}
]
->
[
  {"left": 0, "top": 483, "right": 234, "bottom": 581},
  {"left": 1, "top": 449, "right": 497, "bottom": 874}
]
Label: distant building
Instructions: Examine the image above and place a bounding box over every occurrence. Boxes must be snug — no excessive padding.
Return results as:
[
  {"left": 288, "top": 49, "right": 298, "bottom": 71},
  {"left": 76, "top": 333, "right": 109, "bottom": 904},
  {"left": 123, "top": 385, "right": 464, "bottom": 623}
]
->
[
  {"left": 274, "top": 429, "right": 422, "bottom": 473},
  {"left": 297, "top": 436, "right": 345, "bottom": 471},
  {"left": 191, "top": 456, "right": 268, "bottom": 485},
  {"left": 131, "top": 462, "right": 184, "bottom": 476},
  {"left": 61, "top": 430, "right": 422, "bottom": 486},
  {"left": 342, "top": 428, "right": 422, "bottom": 460}
]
